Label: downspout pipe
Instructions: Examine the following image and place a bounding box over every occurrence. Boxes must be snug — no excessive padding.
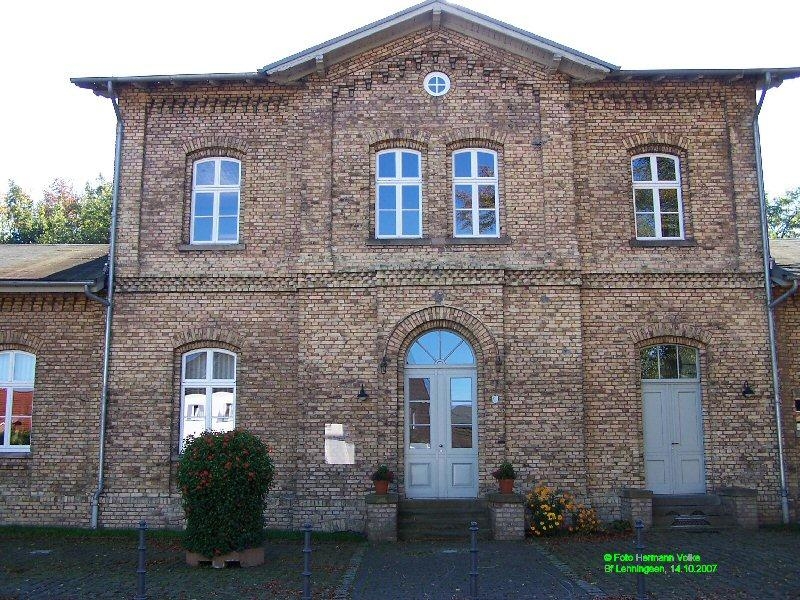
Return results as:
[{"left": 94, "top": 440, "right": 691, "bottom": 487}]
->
[
  {"left": 754, "top": 72, "right": 791, "bottom": 524},
  {"left": 90, "top": 81, "right": 123, "bottom": 529}
]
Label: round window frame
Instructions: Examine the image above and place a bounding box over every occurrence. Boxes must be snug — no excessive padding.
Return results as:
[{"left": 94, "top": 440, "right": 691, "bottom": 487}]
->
[{"left": 423, "top": 72, "right": 451, "bottom": 97}]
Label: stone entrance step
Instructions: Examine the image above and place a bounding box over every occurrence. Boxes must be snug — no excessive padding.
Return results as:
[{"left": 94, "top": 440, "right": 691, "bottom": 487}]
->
[
  {"left": 398, "top": 499, "right": 490, "bottom": 541},
  {"left": 652, "top": 494, "right": 736, "bottom": 530}
]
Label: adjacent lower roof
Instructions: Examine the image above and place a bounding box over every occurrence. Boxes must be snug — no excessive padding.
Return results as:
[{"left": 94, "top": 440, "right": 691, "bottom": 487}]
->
[
  {"left": 0, "top": 244, "right": 108, "bottom": 293},
  {"left": 770, "top": 239, "right": 800, "bottom": 277}
]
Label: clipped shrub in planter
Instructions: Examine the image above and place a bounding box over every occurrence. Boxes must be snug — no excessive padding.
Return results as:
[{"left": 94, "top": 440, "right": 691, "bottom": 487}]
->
[{"left": 177, "top": 430, "right": 274, "bottom": 559}]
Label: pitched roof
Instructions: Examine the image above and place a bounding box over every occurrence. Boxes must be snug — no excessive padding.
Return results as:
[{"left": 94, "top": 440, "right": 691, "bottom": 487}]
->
[
  {"left": 770, "top": 239, "right": 800, "bottom": 276},
  {"left": 259, "top": 0, "right": 618, "bottom": 83},
  {"left": 71, "top": 1, "right": 800, "bottom": 96},
  {"left": 0, "top": 244, "right": 108, "bottom": 293}
]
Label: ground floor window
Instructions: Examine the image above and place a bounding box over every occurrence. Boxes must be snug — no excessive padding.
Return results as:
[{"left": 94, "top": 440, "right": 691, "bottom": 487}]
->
[
  {"left": 0, "top": 350, "right": 35, "bottom": 451},
  {"left": 180, "top": 349, "right": 236, "bottom": 449}
]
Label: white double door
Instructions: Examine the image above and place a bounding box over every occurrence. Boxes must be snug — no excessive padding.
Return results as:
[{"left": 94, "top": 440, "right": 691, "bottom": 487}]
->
[
  {"left": 643, "top": 382, "right": 706, "bottom": 494},
  {"left": 405, "top": 367, "right": 478, "bottom": 498}
]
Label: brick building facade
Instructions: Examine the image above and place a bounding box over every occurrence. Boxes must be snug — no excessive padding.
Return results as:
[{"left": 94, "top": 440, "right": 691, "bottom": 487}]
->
[{"left": 3, "top": 1, "right": 798, "bottom": 530}]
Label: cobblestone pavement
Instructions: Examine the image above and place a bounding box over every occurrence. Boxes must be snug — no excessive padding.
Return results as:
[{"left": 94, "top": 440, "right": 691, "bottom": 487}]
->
[
  {"left": 351, "top": 540, "right": 595, "bottom": 599},
  {"left": 0, "top": 528, "right": 360, "bottom": 599},
  {"left": 536, "top": 526, "right": 800, "bottom": 600}
]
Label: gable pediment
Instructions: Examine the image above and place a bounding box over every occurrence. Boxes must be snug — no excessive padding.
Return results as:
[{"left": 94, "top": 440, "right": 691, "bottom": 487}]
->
[{"left": 260, "top": 1, "right": 618, "bottom": 84}]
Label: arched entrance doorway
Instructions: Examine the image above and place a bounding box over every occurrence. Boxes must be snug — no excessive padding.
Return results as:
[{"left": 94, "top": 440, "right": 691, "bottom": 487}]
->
[
  {"left": 404, "top": 330, "right": 478, "bottom": 498},
  {"left": 641, "top": 343, "right": 706, "bottom": 494}
]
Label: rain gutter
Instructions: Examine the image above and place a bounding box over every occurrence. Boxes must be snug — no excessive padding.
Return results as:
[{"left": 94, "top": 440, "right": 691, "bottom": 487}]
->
[
  {"left": 90, "top": 81, "right": 123, "bottom": 529},
  {"left": 754, "top": 72, "right": 790, "bottom": 524}
]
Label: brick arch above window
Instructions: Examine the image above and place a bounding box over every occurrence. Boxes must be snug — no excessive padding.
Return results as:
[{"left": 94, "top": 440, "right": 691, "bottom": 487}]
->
[
  {"left": 181, "top": 135, "right": 249, "bottom": 156},
  {"left": 367, "top": 133, "right": 430, "bottom": 152},
  {"left": 171, "top": 327, "right": 245, "bottom": 353},
  {"left": 629, "top": 323, "right": 712, "bottom": 349},
  {"left": 384, "top": 305, "right": 501, "bottom": 369},
  {"left": 443, "top": 127, "right": 507, "bottom": 149},
  {"left": 0, "top": 332, "right": 43, "bottom": 354},
  {"left": 622, "top": 132, "right": 691, "bottom": 154}
]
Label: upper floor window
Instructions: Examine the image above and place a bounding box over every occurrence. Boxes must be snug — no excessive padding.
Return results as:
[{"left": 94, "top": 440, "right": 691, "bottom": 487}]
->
[
  {"left": 631, "top": 154, "right": 684, "bottom": 240},
  {"left": 0, "top": 351, "right": 35, "bottom": 452},
  {"left": 453, "top": 149, "right": 499, "bottom": 237},
  {"left": 191, "top": 158, "right": 240, "bottom": 244},
  {"left": 180, "top": 349, "right": 236, "bottom": 449},
  {"left": 376, "top": 149, "right": 422, "bottom": 238}
]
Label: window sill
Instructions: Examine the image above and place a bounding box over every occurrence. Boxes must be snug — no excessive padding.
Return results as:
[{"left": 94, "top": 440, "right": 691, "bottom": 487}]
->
[
  {"left": 0, "top": 451, "right": 31, "bottom": 459},
  {"left": 366, "top": 236, "right": 512, "bottom": 247},
  {"left": 629, "top": 238, "right": 696, "bottom": 248},
  {"left": 178, "top": 243, "right": 246, "bottom": 252}
]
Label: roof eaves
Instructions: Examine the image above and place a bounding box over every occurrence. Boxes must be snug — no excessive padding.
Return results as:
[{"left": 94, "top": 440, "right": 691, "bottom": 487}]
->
[{"left": 606, "top": 67, "right": 800, "bottom": 85}]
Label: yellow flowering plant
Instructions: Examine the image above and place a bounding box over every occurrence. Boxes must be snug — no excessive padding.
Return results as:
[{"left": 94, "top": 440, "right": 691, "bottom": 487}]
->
[{"left": 526, "top": 484, "right": 600, "bottom": 537}]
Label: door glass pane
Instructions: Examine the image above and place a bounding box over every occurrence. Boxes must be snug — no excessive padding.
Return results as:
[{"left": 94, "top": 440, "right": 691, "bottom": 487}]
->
[
  {"left": 451, "top": 426, "right": 472, "bottom": 448},
  {"left": 184, "top": 352, "right": 207, "bottom": 379},
  {"left": 658, "top": 345, "right": 679, "bottom": 379},
  {"left": 641, "top": 347, "right": 659, "bottom": 379},
  {"left": 211, "top": 388, "right": 234, "bottom": 432},
  {"left": 678, "top": 346, "right": 698, "bottom": 379},
  {"left": 408, "top": 378, "right": 431, "bottom": 447}
]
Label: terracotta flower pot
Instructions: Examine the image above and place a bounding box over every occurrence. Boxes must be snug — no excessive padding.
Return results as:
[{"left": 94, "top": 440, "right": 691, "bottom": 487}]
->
[
  {"left": 498, "top": 478, "right": 514, "bottom": 494},
  {"left": 374, "top": 480, "right": 389, "bottom": 495}
]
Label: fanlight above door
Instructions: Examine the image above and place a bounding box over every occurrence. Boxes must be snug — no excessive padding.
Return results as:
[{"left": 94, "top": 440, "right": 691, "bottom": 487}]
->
[{"left": 406, "top": 330, "right": 475, "bottom": 366}]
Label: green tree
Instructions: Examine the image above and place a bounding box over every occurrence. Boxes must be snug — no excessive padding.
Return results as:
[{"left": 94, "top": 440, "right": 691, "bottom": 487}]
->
[
  {"left": 767, "top": 187, "right": 800, "bottom": 239},
  {"left": 0, "top": 177, "right": 111, "bottom": 244}
]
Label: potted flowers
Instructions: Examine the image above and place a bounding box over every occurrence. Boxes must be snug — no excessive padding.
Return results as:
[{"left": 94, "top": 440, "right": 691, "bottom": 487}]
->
[
  {"left": 492, "top": 461, "right": 516, "bottom": 494},
  {"left": 371, "top": 464, "right": 394, "bottom": 495}
]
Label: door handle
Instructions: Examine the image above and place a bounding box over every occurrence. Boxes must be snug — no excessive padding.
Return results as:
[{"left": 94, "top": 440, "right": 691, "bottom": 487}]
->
[
  {"left": 439, "top": 444, "right": 444, "bottom": 448},
  {"left": 671, "top": 442, "right": 679, "bottom": 445}
]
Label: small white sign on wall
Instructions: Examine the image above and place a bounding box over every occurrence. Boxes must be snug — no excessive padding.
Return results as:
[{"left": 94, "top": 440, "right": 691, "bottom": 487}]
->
[{"left": 324, "top": 423, "right": 355, "bottom": 464}]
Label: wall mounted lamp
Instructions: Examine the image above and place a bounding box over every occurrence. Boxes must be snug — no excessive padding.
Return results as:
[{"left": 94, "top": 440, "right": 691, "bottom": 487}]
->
[
  {"left": 742, "top": 380, "right": 755, "bottom": 398},
  {"left": 379, "top": 355, "right": 388, "bottom": 374},
  {"left": 357, "top": 384, "right": 369, "bottom": 400}
]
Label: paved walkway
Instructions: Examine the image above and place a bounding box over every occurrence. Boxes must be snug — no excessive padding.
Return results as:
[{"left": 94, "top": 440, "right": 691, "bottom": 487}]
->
[{"left": 350, "top": 540, "right": 594, "bottom": 599}]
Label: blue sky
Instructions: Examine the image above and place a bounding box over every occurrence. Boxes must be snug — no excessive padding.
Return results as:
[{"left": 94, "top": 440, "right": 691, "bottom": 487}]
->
[{"left": 1, "top": 0, "right": 797, "bottom": 198}]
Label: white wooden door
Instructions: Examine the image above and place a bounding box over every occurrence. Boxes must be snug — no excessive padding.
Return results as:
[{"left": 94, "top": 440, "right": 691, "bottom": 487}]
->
[
  {"left": 405, "top": 368, "right": 478, "bottom": 498},
  {"left": 643, "top": 381, "right": 705, "bottom": 494}
]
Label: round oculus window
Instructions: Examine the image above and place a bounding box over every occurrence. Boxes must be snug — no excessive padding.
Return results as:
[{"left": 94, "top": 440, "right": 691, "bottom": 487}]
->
[{"left": 424, "top": 72, "right": 451, "bottom": 96}]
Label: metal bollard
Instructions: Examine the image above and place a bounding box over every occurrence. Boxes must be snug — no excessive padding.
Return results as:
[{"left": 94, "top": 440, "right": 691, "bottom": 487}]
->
[
  {"left": 302, "top": 522, "right": 313, "bottom": 600},
  {"left": 634, "top": 519, "right": 645, "bottom": 600},
  {"left": 469, "top": 521, "right": 479, "bottom": 600},
  {"left": 134, "top": 520, "right": 147, "bottom": 600}
]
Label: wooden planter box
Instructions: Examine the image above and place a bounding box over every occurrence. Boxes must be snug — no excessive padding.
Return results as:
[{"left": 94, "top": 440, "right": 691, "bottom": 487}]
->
[{"left": 186, "top": 546, "right": 264, "bottom": 568}]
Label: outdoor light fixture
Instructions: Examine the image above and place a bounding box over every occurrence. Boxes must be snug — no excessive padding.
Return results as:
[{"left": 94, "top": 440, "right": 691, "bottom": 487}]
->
[
  {"left": 357, "top": 384, "right": 369, "bottom": 400},
  {"left": 379, "top": 355, "right": 388, "bottom": 374},
  {"left": 742, "top": 381, "right": 755, "bottom": 397}
]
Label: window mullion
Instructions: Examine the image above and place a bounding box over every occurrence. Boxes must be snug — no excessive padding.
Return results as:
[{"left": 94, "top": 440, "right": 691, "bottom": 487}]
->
[
  {"left": 205, "top": 386, "right": 213, "bottom": 431},
  {"left": 472, "top": 184, "right": 480, "bottom": 235},
  {"left": 2, "top": 386, "right": 9, "bottom": 446},
  {"left": 395, "top": 183, "right": 403, "bottom": 235}
]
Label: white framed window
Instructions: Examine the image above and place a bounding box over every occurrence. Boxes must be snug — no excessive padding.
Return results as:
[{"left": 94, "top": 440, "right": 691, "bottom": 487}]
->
[
  {"left": 452, "top": 149, "right": 499, "bottom": 237},
  {"left": 423, "top": 72, "right": 451, "bottom": 97},
  {"left": 0, "top": 351, "right": 35, "bottom": 452},
  {"left": 376, "top": 149, "right": 422, "bottom": 238},
  {"left": 191, "top": 157, "right": 241, "bottom": 244},
  {"left": 640, "top": 344, "right": 698, "bottom": 381},
  {"left": 631, "top": 154, "right": 684, "bottom": 240},
  {"left": 180, "top": 349, "right": 236, "bottom": 449}
]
